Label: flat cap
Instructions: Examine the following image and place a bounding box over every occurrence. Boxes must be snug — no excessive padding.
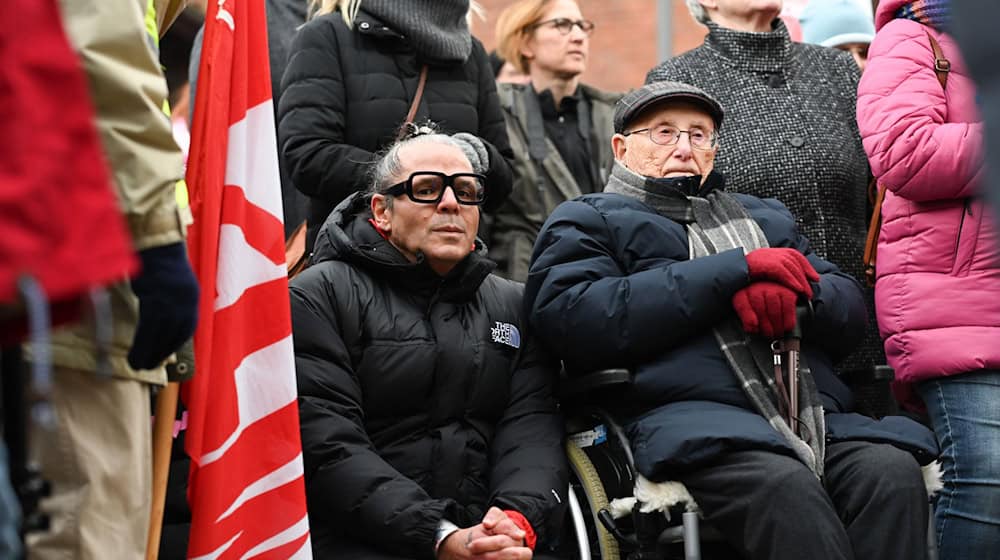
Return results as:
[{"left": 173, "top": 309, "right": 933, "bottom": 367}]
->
[{"left": 614, "top": 81, "right": 725, "bottom": 133}]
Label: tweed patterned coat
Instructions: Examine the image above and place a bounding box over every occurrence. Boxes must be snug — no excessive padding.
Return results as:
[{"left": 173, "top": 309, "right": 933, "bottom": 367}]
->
[{"left": 646, "top": 19, "right": 881, "bottom": 375}]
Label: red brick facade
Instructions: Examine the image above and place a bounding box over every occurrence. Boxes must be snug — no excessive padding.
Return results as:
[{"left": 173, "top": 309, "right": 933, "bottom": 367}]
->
[{"left": 472, "top": 0, "right": 707, "bottom": 93}]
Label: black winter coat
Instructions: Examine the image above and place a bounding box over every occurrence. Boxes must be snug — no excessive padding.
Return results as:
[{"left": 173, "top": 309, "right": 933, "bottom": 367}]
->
[
  {"left": 524, "top": 187, "right": 937, "bottom": 480},
  {"left": 290, "top": 194, "right": 566, "bottom": 559},
  {"left": 278, "top": 11, "right": 514, "bottom": 251}
]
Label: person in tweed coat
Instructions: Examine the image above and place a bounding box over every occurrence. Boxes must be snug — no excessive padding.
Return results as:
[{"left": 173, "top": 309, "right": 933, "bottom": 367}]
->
[{"left": 646, "top": 0, "right": 883, "bottom": 393}]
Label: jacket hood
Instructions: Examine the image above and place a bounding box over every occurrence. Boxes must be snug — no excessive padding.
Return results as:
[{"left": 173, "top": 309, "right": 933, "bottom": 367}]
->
[
  {"left": 874, "top": 0, "right": 911, "bottom": 31},
  {"left": 312, "top": 192, "right": 496, "bottom": 299}
]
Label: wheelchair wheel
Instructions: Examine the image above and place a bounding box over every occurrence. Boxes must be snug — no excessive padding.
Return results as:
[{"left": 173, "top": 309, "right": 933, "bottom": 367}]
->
[{"left": 567, "top": 440, "right": 620, "bottom": 560}]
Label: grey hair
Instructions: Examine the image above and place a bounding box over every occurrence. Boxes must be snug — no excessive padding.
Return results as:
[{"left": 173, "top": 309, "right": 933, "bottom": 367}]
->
[
  {"left": 368, "top": 133, "right": 471, "bottom": 204},
  {"left": 686, "top": 0, "right": 710, "bottom": 24}
]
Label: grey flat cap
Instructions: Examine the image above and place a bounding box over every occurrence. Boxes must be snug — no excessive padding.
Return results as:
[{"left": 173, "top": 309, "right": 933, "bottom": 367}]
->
[{"left": 614, "top": 81, "right": 724, "bottom": 133}]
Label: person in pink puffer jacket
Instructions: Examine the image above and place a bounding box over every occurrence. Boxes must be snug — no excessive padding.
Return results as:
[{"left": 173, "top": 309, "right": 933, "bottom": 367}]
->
[{"left": 857, "top": 0, "right": 1000, "bottom": 557}]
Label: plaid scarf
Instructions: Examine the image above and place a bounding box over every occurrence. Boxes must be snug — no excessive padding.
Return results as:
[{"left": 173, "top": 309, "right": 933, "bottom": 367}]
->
[
  {"left": 896, "top": 0, "right": 950, "bottom": 32},
  {"left": 604, "top": 163, "right": 826, "bottom": 476}
]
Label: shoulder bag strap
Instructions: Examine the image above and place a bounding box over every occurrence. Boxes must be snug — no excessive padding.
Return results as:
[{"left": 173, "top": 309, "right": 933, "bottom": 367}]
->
[
  {"left": 925, "top": 31, "right": 951, "bottom": 90},
  {"left": 397, "top": 65, "right": 429, "bottom": 140}
]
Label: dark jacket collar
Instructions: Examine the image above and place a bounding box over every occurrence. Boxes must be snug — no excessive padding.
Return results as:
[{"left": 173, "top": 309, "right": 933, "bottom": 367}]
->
[
  {"left": 703, "top": 19, "right": 792, "bottom": 73},
  {"left": 312, "top": 193, "right": 495, "bottom": 302}
]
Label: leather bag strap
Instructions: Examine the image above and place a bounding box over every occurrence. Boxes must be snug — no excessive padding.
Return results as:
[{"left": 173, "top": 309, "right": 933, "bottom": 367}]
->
[
  {"left": 404, "top": 65, "right": 429, "bottom": 126},
  {"left": 863, "top": 181, "right": 887, "bottom": 287},
  {"left": 925, "top": 31, "right": 950, "bottom": 90}
]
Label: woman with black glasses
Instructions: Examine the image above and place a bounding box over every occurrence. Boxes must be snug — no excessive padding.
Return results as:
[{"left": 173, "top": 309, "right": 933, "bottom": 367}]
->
[{"left": 488, "top": 0, "right": 622, "bottom": 281}]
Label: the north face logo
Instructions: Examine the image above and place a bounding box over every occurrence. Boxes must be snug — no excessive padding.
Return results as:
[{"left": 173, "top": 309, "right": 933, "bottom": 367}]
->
[{"left": 491, "top": 321, "right": 521, "bottom": 349}]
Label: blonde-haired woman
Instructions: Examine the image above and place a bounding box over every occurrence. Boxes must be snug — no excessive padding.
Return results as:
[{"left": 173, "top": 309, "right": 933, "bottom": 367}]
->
[
  {"left": 488, "top": 0, "right": 620, "bottom": 280},
  {"left": 278, "top": 0, "right": 513, "bottom": 253}
]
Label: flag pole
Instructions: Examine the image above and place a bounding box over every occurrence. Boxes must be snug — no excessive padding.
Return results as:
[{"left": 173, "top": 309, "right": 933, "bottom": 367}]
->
[{"left": 146, "top": 380, "right": 180, "bottom": 560}]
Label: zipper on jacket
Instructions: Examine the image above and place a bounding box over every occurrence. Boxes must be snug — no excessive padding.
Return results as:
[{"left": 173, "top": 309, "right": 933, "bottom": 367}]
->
[{"left": 953, "top": 197, "right": 971, "bottom": 262}]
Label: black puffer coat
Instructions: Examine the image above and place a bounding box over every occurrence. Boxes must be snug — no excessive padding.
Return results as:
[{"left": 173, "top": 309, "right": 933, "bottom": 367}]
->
[
  {"left": 290, "top": 194, "right": 566, "bottom": 559},
  {"left": 278, "top": 10, "right": 513, "bottom": 251}
]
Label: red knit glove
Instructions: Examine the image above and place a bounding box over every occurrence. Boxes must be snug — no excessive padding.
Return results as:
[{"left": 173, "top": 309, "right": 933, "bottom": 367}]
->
[
  {"left": 502, "top": 510, "right": 537, "bottom": 550},
  {"left": 745, "top": 248, "right": 819, "bottom": 298},
  {"left": 732, "top": 281, "right": 798, "bottom": 338}
]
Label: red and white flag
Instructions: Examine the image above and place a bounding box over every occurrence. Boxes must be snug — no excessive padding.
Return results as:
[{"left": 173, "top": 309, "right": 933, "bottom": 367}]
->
[{"left": 184, "top": 0, "right": 311, "bottom": 557}]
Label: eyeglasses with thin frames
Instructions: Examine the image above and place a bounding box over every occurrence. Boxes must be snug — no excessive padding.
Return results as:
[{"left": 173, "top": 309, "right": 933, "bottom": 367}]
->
[
  {"left": 622, "top": 125, "right": 719, "bottom": 150},
  {"left": 531, "top": 18, "right": 595, "bottom": 36},
  {"left": 383, "top": 171, "right": 487, "bottom": 206}
]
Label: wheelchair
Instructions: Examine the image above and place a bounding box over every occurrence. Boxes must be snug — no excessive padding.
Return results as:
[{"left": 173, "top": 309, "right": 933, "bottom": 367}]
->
[
  {"left": 561, "top": 369, "right": 730, "bottom": 560},
  {"left": 559, "top": 370, "right": 941, "bottom": 560}
]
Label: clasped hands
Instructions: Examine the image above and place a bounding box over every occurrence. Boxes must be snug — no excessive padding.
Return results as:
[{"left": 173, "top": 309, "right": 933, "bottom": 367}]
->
[
  {"left": 437, "top": 507, "right": 532, "bottom": 560},
  {"left": 732, "top": 248, "right": 819, "bottom": 338}
]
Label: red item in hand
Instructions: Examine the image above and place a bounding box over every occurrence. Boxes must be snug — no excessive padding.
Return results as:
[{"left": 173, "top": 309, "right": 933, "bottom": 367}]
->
[
  {"left": 502, "top": 510, "right": 537, "bottom": 550},
  {"left": 732, "top": 281, "right": 798, "bottom": 338},
  {"left": 745, "top": 248, "right": 819, "bottom": 298}
]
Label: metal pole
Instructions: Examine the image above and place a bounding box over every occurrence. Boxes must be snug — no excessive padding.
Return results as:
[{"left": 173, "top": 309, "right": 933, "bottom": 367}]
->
[{"left": 657, "top": 0, "right": 674, "bottom": 62}]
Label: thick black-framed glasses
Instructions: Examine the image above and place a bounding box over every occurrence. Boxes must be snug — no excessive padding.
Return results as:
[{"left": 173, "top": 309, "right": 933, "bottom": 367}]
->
[
  {"left": 384, "top": 171, "right": 487, "bottom": 205},
  {"left": 623, "top": 125, "right": 719, "bottom": 150},
  {"left": 531, "top": 18, "right": 595, "bottom": 35}
]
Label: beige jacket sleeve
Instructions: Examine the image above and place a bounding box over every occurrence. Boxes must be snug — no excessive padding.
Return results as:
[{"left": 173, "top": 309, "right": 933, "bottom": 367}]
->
[{"left": 58, "top": 0, "right": 186, "bottom": 250}]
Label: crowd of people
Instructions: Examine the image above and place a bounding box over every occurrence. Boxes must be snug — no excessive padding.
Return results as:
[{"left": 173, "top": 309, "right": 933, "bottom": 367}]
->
[{"left": 1, "top": 0, "right": 998, "bottom": 559}]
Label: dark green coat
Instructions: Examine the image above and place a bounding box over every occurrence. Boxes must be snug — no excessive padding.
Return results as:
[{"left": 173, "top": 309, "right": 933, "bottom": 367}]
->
[{"left": 489, "top": 83, "right": 621, "bottom": 281}]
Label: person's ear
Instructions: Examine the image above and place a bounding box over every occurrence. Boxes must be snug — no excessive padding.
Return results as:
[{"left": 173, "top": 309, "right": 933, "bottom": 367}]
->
[
  {"left": 371, "top": 194, "right": 392, "bottom": 234},
  {"left": 520, "top": 36, "right": 536, "bottom": 63},
  {"left": 612, "top": 133, "right": 628, "bottom": 162},
  {"left": 698, "top": 0, "right": 718, "bottom": 10}
]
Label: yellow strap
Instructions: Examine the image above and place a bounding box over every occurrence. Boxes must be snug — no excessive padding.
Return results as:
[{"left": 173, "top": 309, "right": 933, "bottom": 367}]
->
[{"left": 144, "top": 0, "right": 159, "bottom": 47}]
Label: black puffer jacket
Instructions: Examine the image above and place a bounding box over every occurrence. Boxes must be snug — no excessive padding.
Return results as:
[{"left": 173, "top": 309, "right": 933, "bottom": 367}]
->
[
  {"left": 290, "top": 194, "right": 566, "bottom": 559},
  {"left": 278, "top": 10, "right": 513, "bottom": 251}
]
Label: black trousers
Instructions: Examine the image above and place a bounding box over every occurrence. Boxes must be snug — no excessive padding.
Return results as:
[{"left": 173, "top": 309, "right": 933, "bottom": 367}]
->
[{"left": 676, "top": 441, "right": 929, "bottom": 560}]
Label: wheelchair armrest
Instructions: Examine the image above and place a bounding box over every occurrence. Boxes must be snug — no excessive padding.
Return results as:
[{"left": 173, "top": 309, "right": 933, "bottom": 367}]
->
[
  {"left": 844, "top": 364, "right": 895, "bottom": 384},
  {"left": 559, "top": 368, "right": 633, "bottom": 402}
]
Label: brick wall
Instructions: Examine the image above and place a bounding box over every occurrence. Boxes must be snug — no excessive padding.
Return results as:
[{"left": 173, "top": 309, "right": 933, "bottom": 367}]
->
[{"left": 473, "top": 0, "right": 707, "bottom": 92}]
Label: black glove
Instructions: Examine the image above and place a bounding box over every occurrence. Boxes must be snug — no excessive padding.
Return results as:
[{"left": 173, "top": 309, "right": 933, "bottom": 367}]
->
[{"left": 128, "top": 242, "right": 200, "bottom": 370}]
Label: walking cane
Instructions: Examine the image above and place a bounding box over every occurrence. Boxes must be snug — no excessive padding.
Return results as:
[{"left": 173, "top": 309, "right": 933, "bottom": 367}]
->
[{"left": 773, "top": 304, "right": 811, "bottom": 434}]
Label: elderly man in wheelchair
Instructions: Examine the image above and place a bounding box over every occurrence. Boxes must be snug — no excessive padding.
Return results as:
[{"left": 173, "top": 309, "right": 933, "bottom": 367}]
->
[{"left": 524, "top": 81, "right": 940, "bottom": 560}]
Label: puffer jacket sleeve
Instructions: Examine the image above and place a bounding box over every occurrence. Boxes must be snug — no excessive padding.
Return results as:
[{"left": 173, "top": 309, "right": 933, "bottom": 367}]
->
[
  {"left": 524, "top": 198, "right": 751, "bottom": 369},
  {"left": 278, "top": 18, "right": 373, "bottom": 204},
  {"left": 470, "top": 39, "right": 514, "bottom": 210},
  {"left": 488, "top": 322, "right": 567, "bottom": 544},
  {"left": 857, "top": 20, "right": 984, "bottom": 201},
  {"left": 290, "top": 267, "right": 454, "bottom": 558}
]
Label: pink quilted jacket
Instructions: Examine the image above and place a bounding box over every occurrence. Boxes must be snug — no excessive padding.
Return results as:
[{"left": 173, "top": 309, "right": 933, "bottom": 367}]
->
[{"left": 857, "top": 0, "right": 1000, "bottom": 401}]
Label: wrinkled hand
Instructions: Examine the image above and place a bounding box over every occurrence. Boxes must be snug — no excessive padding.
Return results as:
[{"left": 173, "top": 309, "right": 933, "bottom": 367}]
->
[
  {"left": 745, "top": 248, "right": 819, "bottom": 298},
  {"left": 732, "top": 281, "right": 798, "bottom": 338},
  {"left": 127, "top": 243, "right": 199, "bottom": 370},
  {"left": 437, "top": 508, "right": 532, "bottom": 560}
]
